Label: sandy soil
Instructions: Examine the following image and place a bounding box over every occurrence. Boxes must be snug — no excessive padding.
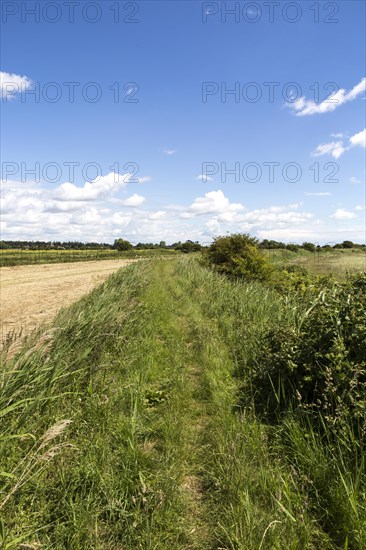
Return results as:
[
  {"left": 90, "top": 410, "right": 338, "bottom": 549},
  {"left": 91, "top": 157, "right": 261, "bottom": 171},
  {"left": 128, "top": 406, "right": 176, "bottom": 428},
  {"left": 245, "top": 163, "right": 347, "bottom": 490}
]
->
[{"left": 0, "top": 259, "right": 137, "bottom": 347}]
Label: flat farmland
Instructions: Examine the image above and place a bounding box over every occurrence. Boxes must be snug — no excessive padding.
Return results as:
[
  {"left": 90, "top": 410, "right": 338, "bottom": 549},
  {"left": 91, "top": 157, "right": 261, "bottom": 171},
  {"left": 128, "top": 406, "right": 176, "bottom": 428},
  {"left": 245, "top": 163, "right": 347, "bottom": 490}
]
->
[{"left": 0, "top": 259, "right": 137, "bottom": 346}]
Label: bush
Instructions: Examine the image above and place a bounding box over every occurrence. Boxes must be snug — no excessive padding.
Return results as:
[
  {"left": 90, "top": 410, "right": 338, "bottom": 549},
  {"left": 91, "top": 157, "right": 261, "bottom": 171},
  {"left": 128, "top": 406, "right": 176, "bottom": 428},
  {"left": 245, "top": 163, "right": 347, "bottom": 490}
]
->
[
  {"left": 113, "top": 238, "right": 133, "bottom": 251},
  {"left": 205, "top": 233, "right": 273, "bottom": 282},
  {"left": 270, "top": 265, "right": 334, "bottom": 296},
  {"left": 250, "top": 273, "right": 366, "bottom": 439},
  {"left": 177, "top": 240, "right": 202, "bottom": 253},
  {"left": 302, "top": 242, "right": 316, "bottom": 253}
]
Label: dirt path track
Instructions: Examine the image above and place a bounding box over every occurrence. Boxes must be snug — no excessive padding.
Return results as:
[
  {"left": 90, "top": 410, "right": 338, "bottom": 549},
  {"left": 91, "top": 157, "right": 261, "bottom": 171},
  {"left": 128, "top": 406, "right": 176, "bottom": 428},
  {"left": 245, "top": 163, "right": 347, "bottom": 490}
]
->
[{"left": 0, "top": 259, "right": 137, "bottom": 346}]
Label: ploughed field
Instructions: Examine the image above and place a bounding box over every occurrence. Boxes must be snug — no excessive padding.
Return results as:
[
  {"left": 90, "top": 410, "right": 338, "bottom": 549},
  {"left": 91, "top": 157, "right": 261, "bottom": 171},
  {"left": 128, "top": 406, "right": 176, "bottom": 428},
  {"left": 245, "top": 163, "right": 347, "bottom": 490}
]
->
[{"left": 0, "top": 259, "right": 137, "bottom": 346}]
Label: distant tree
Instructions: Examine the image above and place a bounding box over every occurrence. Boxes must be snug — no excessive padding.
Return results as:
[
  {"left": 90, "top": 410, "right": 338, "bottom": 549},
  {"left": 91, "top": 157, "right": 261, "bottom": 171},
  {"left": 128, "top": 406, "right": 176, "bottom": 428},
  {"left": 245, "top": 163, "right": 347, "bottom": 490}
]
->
[
  {"left": 159, "top": 241, "right": 167, "bottom": 248},
  {"left": 302, "top": 242, "right": 316, "bottom": 253},
  {"left": 113, "top": 238, "right": 133, "bottom": 251},
  {"left": 286, "top": 244, "right": 300, "bottom": 252},
  {"left": 179, "top": 240, "right": 202, "bottom": 253},
  {"left": 342, "top": 240, "right": 354, "bottom": 249},
  {"left": 260, "top": 239, "right": 286, "bottom": 249}
]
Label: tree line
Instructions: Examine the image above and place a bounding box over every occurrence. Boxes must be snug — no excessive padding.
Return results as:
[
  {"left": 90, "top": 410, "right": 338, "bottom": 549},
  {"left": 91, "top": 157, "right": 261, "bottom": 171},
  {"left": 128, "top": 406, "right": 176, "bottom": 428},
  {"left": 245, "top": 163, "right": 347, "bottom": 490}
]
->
[{"left": 0, "top": 238, "right": 364, "bottom": 252}]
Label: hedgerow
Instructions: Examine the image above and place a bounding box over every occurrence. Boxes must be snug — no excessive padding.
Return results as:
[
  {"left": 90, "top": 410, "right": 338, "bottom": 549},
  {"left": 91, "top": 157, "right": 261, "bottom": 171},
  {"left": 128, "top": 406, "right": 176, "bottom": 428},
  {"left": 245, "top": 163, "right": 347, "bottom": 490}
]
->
[{"left": 250, "top": 273, "right": 366, "bottom": 441}]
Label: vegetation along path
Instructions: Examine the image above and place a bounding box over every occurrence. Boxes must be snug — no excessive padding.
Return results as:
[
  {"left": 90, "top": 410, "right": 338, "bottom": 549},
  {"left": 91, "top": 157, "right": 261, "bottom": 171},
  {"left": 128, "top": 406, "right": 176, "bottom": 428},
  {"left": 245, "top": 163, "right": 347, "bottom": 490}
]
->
[{"left": 1, "top": 257, "right": 364, "bottom": 548}]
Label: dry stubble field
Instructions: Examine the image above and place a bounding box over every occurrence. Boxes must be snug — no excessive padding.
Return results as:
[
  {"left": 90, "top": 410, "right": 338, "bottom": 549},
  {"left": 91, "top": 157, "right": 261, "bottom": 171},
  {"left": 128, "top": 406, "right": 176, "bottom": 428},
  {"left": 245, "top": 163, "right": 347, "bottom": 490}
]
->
[{"left": 0, "top": 259, "right": 137, "bottom": 346}]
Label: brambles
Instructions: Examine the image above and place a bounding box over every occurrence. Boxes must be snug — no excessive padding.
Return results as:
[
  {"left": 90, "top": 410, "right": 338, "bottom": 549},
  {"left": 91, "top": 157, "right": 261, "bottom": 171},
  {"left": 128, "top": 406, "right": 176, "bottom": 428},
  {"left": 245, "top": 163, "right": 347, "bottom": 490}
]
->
[{"left": 250, "top": 273, "right": 366, "bottom": 440}]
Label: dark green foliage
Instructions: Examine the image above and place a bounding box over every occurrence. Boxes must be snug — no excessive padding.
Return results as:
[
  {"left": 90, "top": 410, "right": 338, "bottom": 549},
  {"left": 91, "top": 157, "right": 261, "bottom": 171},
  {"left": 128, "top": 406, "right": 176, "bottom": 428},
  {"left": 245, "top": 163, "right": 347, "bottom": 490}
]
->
[
  {"left": 176, "top": 240, "right": 202, "bottom": 253},
  {"left": 286, "top": 243, "right": 300, "bottom": 252},
  {"left": 302, "top": 242, "right": 316, "bottom": 253},
  {"left": 205, "top": 233, "right": 273, "bottom": 281},
  {"left": 251, "top": 273, "right": 366, "bottom": 440},
  {"left": 342, "top": 240, "right": 355, "bottom": 249},
  {"left": 113, "top": 238, "right": 133, "bottom": 251},
  {"left": 259, "top": 239, "right": 287, "bottom": 249}
]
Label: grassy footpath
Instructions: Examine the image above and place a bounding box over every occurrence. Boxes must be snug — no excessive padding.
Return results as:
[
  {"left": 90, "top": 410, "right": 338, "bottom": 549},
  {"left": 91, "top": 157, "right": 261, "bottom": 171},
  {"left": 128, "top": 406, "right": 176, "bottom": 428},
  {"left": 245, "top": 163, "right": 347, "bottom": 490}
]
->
[{"left": 1, "top": 258, "right": 363, "bottom": 548}]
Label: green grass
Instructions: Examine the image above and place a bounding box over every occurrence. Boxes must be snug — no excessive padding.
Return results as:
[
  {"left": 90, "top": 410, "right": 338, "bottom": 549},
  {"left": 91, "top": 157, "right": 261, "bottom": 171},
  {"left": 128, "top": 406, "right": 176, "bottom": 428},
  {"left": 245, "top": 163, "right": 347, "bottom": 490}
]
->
[
  {"left": 264, "top": 248, "right": 366, "bottom": 276},
  {"left": 0, "top": 248, "right": 178, "bottom": 267},
  {"left": 1, "top": 257, "right": 364, "bottom": 548}
]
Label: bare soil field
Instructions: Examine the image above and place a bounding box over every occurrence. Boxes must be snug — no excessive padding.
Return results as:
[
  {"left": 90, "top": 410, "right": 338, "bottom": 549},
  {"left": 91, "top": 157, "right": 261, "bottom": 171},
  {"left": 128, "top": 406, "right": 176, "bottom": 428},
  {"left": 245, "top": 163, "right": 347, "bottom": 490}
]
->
[{"left": 0, "top": 259, "right": 137, "bottom": 347}]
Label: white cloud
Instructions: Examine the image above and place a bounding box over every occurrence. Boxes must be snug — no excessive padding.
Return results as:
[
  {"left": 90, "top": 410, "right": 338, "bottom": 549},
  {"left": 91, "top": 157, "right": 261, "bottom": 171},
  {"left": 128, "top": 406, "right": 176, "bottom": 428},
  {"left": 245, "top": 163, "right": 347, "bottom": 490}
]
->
[
  {"left": 350, "top": 177, "right": 362, "bottom": 184},
  {"left": 53, "top": 172, "right": 131, "bottom": 201},
  {"left": 181, "top": 190, "right": 244, "bottom": 218},
  {"left": 288, "top": 77, "right": 366, "bottom": 116},
  {"left": 330, "top": 132, "right": 344, "bottom": 138},
  {"left": 1, "top": 181, "right": 364, "bottom": 244},
  {"left": 72, "top": 208, "right": 103, "bottom": 226},
  {"left": 355, "top": 205, "right": 365, "bottom": 211},
  {"left": 349, "top": 128, "right": 366, "bottom": 149},
  {"left": 196, "top": 174, "right": 214, "bottom": 182},
  {"left": 312, "top": 140, "right": 347, "bottom": 159},
  {"left": 149, "top": 210, "right": 166, "bottom": 220},
  {"left": 120, "top": 194, "right": 145, "bottom": 207},
  {"left": 312, "top": 128, "right": 366, "bottom": 159},
  {"left": 330, "top": 208, "right": 357, "bottom": 220},
  {"left": 205, "top": 218, "right": 221, "bottom": 235},
  {"left": 111, "top": 213, "right": 132, "bottom": 226},
  {"left": 137, "top": 176, "right": 151, "bottom": 184},
  {"left": 305, "top": 192, "right": 332, "bottom": 196},
  {"left": 44, "top": 200, "right": 89, "bottom": 213},
  {"left": 238, "top": 205, "right": 313, "bottom": 228},
  {"left": 163, "top": 148, "right": 176, "bottom": 156},
  {"left": 202, "top": 203, "right": 314, "bottom": 238},
  {"left": 0, "top": 71, "right": 33, "bottom": 100}
]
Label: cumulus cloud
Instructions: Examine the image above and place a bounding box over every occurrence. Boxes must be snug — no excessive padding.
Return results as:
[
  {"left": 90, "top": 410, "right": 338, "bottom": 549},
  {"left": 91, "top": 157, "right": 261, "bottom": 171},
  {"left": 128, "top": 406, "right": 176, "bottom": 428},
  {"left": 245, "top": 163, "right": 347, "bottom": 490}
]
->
[
  {"left": 179, "top": 192, "right": 315, "bottom": 238},
  {"left": 330, "top": 208, "right": 357, "bottom": 220},
  {"left": 149, "top": 210, "right": 166, "bottom": 220},
  {"left": 288, "top": 77, "right": 366, "bottom": 116},
  {"left": 238, "top": 204, "right": 313, "bottom": 228},
  {"left": 163, "top": 148, "right": 176, "bottom": 156},
  {"left": 1, "top": 180, "right": 363, "bottom": 244},
  {"left": 0, "top": 71, "right": 33, "bottom": 100},
  {"left": 181, "top": 190, "right": 244, "bottom": 218},
  {"left": 120, "top": 194, "right": 145, "bottom": 207},
  {"left": 53, "top": 172, "right": 131, "bottom": 201},
  {"left": 111, "top": 212, "right": 132, "bottom": 226}
]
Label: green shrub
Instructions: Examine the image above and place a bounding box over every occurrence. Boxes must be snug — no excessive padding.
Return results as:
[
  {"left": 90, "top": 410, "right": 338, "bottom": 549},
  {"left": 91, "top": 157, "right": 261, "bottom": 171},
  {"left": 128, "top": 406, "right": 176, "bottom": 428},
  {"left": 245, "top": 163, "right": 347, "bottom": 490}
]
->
[
  {"left": 205, "top": 233, "right": 273, "bottom": 282},
  {"left": 250, "top": 273, "right": 366, "bottom": 440},
  {"left": 270, "top": 265, "right": 334, "bottom": 296},
  {"left": 113, "top": 238, "right": 133, "bottom": 251}
]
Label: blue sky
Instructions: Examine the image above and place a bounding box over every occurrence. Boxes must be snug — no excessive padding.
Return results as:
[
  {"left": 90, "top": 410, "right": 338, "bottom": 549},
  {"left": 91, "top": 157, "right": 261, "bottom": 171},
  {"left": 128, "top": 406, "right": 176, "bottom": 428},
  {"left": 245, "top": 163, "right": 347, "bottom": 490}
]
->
[{"left": 1, "top": 0, "right": 365, "bottom": 244}]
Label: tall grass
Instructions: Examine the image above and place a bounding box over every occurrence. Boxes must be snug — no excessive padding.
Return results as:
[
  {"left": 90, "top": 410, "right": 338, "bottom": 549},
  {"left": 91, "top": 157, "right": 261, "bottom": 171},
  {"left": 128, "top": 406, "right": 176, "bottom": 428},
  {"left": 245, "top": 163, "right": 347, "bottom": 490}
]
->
[{"left": 1, "top": 257, "right": 364, "bottom": 548}]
